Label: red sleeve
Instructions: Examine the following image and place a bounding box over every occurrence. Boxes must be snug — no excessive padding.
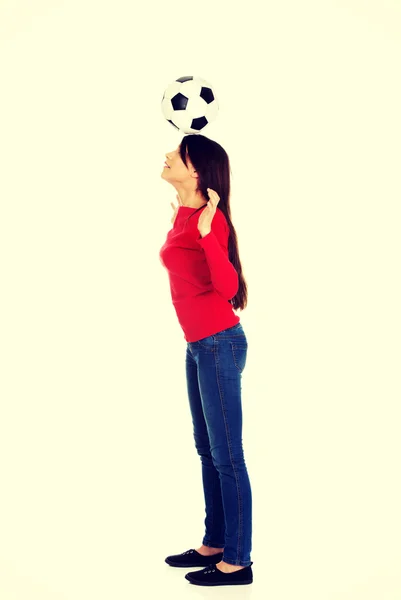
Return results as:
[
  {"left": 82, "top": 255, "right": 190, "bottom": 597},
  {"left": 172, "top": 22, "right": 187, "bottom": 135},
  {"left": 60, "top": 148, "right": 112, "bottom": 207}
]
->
[{"left": 196, "top": 210, "right": 239, "bottom": 301}]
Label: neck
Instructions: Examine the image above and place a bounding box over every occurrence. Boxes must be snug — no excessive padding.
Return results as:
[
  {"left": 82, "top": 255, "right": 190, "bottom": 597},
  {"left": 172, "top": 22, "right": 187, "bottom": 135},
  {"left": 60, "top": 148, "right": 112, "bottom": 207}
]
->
[{"left": 176, "top": 187, "right": 207, "bottom": 209}]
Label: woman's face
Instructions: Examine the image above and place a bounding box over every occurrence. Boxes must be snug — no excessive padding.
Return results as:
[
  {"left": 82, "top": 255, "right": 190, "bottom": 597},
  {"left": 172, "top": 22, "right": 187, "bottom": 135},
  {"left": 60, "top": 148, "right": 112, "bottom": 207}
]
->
[{"left": 162, "top": 145, "right": 195, "bottom": 183}]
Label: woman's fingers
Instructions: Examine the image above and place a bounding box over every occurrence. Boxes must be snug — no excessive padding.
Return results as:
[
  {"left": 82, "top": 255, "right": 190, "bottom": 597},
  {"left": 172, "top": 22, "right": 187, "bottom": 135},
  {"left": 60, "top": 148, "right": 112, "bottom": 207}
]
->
[
  {"left": 171, "top": 200, "right": 179, "bottom": 224},
  {"left": 170, "top": 194, "right": 183, "bottom": 225}
]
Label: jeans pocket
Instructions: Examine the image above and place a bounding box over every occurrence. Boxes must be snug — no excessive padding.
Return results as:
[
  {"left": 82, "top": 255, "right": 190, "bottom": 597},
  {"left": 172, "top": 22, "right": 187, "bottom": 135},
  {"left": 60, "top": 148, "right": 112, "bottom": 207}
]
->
[{"left": 230, "top": 340, "right": 248, "bottom": 373}]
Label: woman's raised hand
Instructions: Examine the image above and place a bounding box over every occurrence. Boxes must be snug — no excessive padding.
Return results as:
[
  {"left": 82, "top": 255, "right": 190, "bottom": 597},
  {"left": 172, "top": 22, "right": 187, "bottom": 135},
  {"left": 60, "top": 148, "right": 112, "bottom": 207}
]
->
[{"left": 170, "top": 194, "right": 182, "bottom": 225}]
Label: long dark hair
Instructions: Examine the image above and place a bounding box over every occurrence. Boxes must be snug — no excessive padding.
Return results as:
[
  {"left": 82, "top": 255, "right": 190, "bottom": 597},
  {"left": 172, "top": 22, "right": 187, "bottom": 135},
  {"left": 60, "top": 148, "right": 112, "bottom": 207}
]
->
[{"left": 179, "top": 134, "right": 248, "bottom": 311}]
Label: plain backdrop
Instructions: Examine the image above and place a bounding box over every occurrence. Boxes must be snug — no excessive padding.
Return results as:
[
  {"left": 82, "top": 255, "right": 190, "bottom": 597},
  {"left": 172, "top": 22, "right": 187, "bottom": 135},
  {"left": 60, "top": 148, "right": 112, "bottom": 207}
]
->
[{"left": 1, "top": 1, "right": 400, "bottom": 599}]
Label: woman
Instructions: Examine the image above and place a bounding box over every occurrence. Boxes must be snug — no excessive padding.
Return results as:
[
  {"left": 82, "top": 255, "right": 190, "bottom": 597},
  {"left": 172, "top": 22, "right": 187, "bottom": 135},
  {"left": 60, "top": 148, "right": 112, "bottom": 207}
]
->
[{"left": 159, "top": 134, "right": 253, "bottom": 587}]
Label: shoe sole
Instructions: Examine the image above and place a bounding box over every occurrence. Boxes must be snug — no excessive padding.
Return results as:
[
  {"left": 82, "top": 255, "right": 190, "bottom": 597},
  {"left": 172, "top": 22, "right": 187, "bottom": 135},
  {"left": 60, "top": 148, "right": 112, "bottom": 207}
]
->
[{"left": 185, "top": 577, "right": 253, "bottom": 586}]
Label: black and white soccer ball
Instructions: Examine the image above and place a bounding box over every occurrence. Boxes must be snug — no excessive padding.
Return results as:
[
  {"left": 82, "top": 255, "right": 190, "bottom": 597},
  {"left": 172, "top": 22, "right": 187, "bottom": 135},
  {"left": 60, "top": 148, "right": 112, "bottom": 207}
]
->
[{"left": 161, "top": 75, "right": 219, "bottom": 134}]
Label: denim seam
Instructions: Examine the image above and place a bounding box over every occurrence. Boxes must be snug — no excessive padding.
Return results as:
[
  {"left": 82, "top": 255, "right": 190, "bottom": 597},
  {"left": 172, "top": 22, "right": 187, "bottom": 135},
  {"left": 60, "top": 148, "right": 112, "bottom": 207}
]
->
[{"left": 210, "top": 467, "right": 215, "bottom": 543}]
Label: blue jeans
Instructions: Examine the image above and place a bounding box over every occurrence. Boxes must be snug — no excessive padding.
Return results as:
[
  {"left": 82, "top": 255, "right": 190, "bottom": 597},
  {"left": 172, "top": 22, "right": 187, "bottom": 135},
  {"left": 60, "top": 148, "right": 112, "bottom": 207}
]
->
[{"left": 185, "top": 322, "right": 252, "bottom": 567}]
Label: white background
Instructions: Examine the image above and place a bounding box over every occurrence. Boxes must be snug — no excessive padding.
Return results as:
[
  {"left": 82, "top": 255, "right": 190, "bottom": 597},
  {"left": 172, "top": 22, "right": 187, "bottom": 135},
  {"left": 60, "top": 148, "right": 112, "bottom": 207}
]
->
[{"left": 1, "top": 1, "right": 400, "bottom": 598}]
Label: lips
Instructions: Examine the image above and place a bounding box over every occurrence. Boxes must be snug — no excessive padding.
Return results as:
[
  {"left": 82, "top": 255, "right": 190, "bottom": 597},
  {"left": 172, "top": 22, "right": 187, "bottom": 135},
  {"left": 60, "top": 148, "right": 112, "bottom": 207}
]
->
[{"left": 164, "top": 162, "right": 170, "bottom": 168}]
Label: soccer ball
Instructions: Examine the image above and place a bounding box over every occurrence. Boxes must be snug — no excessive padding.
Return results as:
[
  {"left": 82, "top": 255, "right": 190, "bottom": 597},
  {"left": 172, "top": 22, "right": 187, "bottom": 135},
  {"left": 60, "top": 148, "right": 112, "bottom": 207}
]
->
[{"left": 161, "top": 75, "right": 219, "bottom": 134}]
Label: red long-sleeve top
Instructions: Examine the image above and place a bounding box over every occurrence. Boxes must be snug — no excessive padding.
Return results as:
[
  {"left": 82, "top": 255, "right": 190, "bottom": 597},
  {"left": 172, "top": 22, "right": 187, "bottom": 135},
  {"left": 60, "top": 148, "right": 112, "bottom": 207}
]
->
[{"left": 159, "top": 205, "right": 240, "bottom": 342}]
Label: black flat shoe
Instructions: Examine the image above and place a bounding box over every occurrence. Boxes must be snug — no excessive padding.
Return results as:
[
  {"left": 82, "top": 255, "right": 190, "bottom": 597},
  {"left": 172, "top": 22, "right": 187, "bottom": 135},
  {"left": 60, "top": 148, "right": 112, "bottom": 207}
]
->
[
  {"left": 185, "top": 562, "right": 254, "bottom": 586},
  {"left": 165, "top": 548, "right": 224, "bottom": 568}
]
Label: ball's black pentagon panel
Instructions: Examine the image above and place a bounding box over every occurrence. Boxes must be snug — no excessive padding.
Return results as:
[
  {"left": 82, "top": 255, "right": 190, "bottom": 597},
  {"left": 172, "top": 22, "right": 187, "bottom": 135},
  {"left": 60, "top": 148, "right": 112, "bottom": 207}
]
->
[
  {"left": 171, "top": 93, "right": 189, "bottom": 111},
  {"left": 191, "top": 116, "right": 209, "bottom": 130},
  {"left": 200, "top": 87, "right": 214, "bottom": 104},
  {"left": 176, "top": 76, "right": 193, "bottom": 83}
]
